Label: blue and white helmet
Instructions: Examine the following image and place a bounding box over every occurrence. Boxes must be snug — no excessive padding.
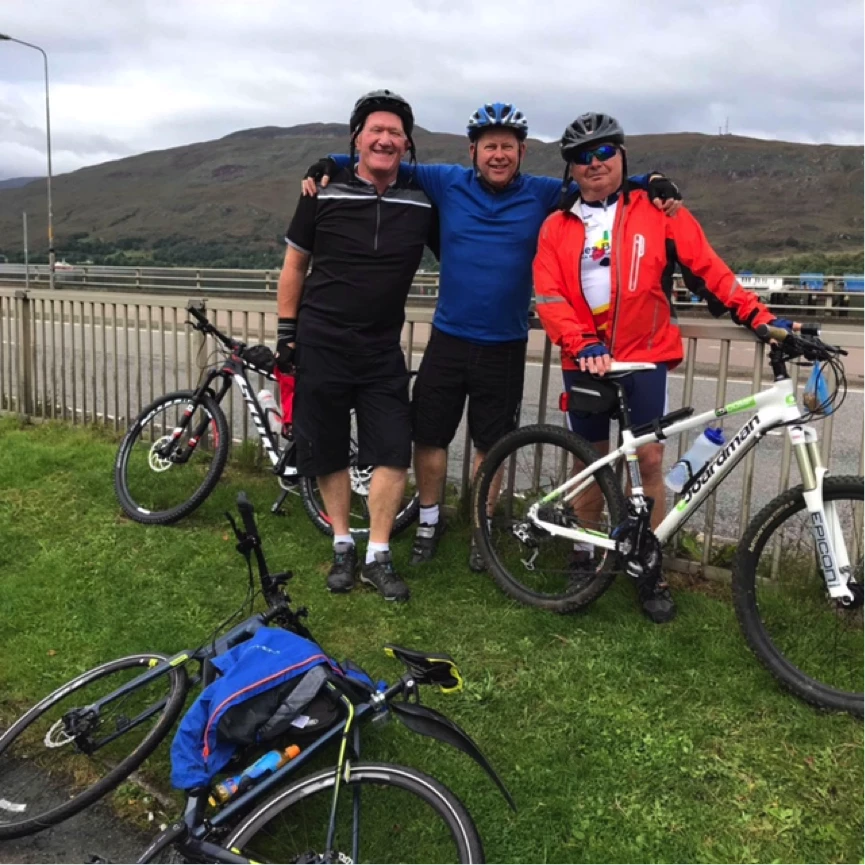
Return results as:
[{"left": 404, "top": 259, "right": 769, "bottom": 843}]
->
[{"left": 466, "top": 102, "right": 529, "bottom": 141}]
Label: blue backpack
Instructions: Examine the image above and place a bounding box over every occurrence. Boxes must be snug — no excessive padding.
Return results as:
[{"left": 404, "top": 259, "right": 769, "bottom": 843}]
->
[{"left": 170, "top": 628, "right": 374, "bottom": 790}]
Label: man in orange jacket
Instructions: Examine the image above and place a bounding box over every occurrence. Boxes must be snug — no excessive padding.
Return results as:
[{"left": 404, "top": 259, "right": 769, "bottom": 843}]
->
[{"left": 533, "top": 112, "right": 782, "bottom": 622}]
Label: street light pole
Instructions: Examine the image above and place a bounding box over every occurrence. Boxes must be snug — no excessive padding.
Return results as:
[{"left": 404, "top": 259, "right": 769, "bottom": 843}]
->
[{"left": 1, "top": 34, "right": 55, "bottom": 290}]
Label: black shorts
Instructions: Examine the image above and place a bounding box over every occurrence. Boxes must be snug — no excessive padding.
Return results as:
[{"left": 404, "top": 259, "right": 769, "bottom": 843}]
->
[
  {"left": 293, "top": 344, "right": 411, "bottom": 477},
  {"left": 411, "top": 327, "right": 526, "bottom": 453}
]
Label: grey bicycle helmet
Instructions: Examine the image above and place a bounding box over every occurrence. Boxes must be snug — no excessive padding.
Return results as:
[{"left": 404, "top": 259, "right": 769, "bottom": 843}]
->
[
  {"left": 349, "top": 89, "right": 415, "bottom": 138},
  {"left": 560, "top": 112, "right": 625, "bottom": 161}
]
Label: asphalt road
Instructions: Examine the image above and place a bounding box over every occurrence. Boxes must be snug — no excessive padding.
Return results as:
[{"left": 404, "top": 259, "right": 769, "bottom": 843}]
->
[{"left": 0, "top": 801, "right": 150, "bottom": 864}]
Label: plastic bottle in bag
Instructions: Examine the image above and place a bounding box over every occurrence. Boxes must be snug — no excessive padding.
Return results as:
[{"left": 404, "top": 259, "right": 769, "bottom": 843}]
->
[{"left": 209, "top": 744, "right": 301, "bottom": 806}]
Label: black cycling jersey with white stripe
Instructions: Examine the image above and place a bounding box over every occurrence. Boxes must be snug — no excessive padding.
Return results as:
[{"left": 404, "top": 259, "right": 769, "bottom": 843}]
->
[{"left": 285, "top": 167, "right": 435, "bottom": 354}]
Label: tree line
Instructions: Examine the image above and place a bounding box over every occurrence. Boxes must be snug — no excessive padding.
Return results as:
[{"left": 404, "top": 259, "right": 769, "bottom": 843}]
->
[{"left": 0, "top": 236, "right": 860, "bottom": 276}]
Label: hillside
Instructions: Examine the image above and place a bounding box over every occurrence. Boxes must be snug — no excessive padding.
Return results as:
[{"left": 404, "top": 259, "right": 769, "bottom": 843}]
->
[
  {"left": 0, "top": 123, "right": 862, "bottom": 267},
  {"left": 0, "top": 177, "right": 40, "bottom": 190}
]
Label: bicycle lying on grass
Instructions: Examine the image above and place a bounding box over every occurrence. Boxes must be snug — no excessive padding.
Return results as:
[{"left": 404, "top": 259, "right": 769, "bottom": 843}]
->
[
  {"left": 473, "top": 323, "right": 862, "bottom": 716},
  {"left": 0, "top": 494, "right": 512, "bottom": 862},
  {"left": 114, "top": 304, "right": 419, "bottom": 538}
]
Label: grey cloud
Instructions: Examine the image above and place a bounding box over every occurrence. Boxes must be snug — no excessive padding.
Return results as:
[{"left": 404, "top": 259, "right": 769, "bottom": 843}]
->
[{"left": 0, "top": 0, "right": 861, "bottom": 179}]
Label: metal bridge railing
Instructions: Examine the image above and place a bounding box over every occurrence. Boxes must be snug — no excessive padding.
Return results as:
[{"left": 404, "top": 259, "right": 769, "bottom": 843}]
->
[
  {"left": 1, "top": 286, "right": 862, "bottom": 577},
  {"left": 1, "top": 263, "right": 863, "bottom": 321}
]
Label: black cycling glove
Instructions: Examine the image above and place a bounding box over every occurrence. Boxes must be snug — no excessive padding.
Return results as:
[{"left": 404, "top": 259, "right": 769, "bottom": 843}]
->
[
  {"left": 647, "top": 174, "right": 682, "bottom": 202},
  {"left": 304, "top": 156, "right": 338, "bottom": 182},
  {"left": 275, "top": 318, "right": 297, "bottom": 373}
]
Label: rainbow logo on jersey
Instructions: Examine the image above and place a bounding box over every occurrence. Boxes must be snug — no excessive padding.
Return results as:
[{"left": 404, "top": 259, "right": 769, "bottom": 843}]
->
[{"left": 583, "top": 230, "right": 611, "bottom": 266}]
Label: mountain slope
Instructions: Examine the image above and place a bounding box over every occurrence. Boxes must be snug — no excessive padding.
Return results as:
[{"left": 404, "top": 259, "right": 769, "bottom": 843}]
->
[{"left": 0, "top": 124, "right": 861, "bottom": 264}]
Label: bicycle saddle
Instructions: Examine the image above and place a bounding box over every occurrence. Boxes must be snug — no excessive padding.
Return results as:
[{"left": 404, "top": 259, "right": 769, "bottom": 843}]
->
[{"left": 383, "top": 645, "right": 463, "bottom": 693}]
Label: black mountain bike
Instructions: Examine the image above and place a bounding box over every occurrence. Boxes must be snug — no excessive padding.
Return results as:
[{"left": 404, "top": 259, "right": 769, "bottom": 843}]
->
[
  {"left": 0, "top": 494, "right": 513, "bottom": 863},
  {"left": 114, "top": 304, "right": 419, "bottom": 538}
]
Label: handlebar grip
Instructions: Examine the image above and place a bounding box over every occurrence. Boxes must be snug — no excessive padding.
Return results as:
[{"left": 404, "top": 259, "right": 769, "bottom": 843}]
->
[
  {"left": 236, "top": 492, "right": 260, "bottom": 539},
  {"left": 187, "top": 304, "right": 207, "bottom": 323},
  {"left": 755, "top": 323, "right": 792, "bottom": 343}
]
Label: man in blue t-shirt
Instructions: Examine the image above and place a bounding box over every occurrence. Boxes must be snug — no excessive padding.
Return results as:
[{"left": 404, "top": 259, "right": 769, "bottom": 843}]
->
[{"left": 303, "top": 102, "right": 681, "bottom": 571}]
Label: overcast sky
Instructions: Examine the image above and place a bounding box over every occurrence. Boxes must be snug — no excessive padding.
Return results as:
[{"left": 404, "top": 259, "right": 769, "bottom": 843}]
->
[{"left": 1, "top": 0, "right": 863, "bottom": 179}]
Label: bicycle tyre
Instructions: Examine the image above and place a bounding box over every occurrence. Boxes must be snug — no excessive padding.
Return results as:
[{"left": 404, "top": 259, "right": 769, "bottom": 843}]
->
[
  {"left": 732, "top": 476, "right": 864, "bottom": 716},
  {"left": 0, "top": 653, "right": 188, "bottom": 840},
  {"left": 473, "top": 424, "right": 626, "bottom": 613},
  {"left": 224, "top": 761, "right": 485, "bottom": 863},
  {"left": 115, "top": 389, "right": 230, "bottom": 525},
  {"left": 299, "top": 477, "right": 420, "bottom": 540}
]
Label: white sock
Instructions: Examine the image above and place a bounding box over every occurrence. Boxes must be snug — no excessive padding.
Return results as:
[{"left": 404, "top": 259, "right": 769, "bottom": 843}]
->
[
  {"left": 419, "top": 504, "right": 440, "bottom": 526},
  {"left": 366, "top": 541, "right": 389, "bottom": 564},
  {"left": 334, "top": 534, "right": 354, "bottom": 548}
]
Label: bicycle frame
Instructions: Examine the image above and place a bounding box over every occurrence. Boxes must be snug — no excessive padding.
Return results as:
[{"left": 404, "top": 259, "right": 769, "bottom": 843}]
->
[
  {"left": 526, "top": 374, "right": 856, "bottom": 603},
  {"left": 183, "top": 355, "right": 298, "bottom": 483},
  {"left": 140, "top": 692, "right": 372, "bottom": 864}
]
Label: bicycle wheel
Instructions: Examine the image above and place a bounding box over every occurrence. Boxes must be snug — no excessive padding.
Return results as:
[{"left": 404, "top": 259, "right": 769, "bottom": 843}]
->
[
  {"left": 473, "top": 424, "right": 626, "bottom": 613},
  {"left": 733, "top": 476, "right": 863, "bottom": 716},
  {"left": 0, "top": 653, "right": 188, "bottom": 839},
  {"left": 115, "top": 389, "right": 230, "bottom": 525},
  {"left": 224, "top": 762, "right": 485, "bottom": 864},
  {"left": 299, "top": 415, "right": 419, "bottom": 539}
]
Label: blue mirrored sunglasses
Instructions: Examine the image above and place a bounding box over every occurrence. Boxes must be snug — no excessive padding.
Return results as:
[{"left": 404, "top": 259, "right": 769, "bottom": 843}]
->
[{"left": 573, "top": 143, "right": 619, "bottom": 166}]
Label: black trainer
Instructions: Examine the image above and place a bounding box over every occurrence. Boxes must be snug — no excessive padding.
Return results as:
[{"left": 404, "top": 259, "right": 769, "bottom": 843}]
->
[
  {"left": 409, "top": 518, "right": 447, "bottom": 565},
  {"left": 637, "top": 576, "right": 677, "bottom": 623},
  {"left": 566, "top": 550, "right": 597, "bottom": 594},
  {"left": 326, "top": 542, "right": 358, "bottom": 593},
  {"left": 361, "top": 551, "right": 410, "bottom": 602}
]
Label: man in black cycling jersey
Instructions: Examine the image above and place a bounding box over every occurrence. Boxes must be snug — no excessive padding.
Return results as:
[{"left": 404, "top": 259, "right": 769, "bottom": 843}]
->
[{"left": 274, "top": 90, "right": 437, "bottom": 603}]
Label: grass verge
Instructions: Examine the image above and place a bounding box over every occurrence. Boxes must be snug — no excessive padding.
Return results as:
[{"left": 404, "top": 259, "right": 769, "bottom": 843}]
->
[{"left": 0, "top": 417, "right": 862, "bottom": 863}]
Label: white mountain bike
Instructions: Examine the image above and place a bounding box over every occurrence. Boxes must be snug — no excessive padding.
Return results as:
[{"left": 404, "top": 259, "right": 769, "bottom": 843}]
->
[{"left": 472, "top": 324, "right": 862, "bottom": 716}]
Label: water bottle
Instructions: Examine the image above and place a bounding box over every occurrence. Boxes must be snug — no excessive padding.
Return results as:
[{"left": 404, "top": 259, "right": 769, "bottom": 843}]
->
[
  {"left": 209, "top": 744, "right": 301, "bottom": 806},
  {"left": 665, "top": 428, "right": 726, "bottom": 493},
  {"left": 257, "top": 389, "right": 282, "bottom": 437}
]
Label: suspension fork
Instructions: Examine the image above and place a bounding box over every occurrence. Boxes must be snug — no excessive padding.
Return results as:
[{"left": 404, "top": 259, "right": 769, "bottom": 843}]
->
[
  {"left": 161, "top": 372, "right": 230, "bottom": 461},
  {"left": 789, "top": 425, "right": 855, "bottom": 602}
]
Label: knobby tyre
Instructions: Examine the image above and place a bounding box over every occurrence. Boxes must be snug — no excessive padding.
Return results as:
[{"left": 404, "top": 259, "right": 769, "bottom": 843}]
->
[
  {"left": 473, "top": 424, "right": 626, "bottom": 613},
  {"left": 224, "top": 762, "right": 485, "bottom": 863},
  {"left": 732, "top": 476, "right": 864, "bottom": 716},
  {"left": 115, "top": 390, "right": 230, "bottom": 525},
  {"left": 0, "top": 653, "right": 188, "bottom": 839}
]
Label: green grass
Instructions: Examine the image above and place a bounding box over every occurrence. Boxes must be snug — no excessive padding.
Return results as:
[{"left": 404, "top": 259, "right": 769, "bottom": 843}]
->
[{"left": 0, "top": 417, "right": 862, "bottom": 863}]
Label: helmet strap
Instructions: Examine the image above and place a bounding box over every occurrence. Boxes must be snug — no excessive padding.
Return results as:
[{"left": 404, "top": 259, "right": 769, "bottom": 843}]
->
[
  {"left": 620, "top": 146, "right": 630, "bottom": 204},
  {"left": 559, "top": 164, "right": 573, "bottom": 208}
]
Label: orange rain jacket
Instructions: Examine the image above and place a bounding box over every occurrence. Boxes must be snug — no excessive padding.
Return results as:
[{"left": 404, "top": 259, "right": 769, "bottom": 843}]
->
[{"left": 533, "top": 189, "right": 774, "bottom": 370}]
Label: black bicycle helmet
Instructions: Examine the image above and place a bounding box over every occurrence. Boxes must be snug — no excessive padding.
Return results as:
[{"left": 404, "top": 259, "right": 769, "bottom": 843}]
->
[
  {"left": 560, "top": 112, "right": 625, "bottom": 162},
  {"left": 349, "top": 89, "right": 415, "bottom": 138}
]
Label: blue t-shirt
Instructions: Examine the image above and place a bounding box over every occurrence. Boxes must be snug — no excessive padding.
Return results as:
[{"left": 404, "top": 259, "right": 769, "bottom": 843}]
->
[
  {"left": 414, "top": 164, "right": 559, "bottom": 344},
  {"left": 327, "top": 158, "right": 647, "bottom": 344}
]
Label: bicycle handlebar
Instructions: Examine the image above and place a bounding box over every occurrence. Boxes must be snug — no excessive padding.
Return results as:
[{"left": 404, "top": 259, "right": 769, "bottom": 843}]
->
[
  {"left": 186, "top": 305, "right": 242, "bottom": 352},
  {"left": 754, "top": 322, "right": 846, "bottom": 361}
]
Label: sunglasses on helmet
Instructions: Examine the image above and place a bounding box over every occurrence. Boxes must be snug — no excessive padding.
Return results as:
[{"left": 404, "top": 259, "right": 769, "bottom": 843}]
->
[{"left": 572, "top": 143, "right": 619, "bottom": 166}]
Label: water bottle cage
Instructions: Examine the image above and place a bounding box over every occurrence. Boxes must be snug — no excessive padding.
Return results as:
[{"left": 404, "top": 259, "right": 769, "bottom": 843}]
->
[{"left": 676, "top": 462, "right": 699, "bottom": 496}]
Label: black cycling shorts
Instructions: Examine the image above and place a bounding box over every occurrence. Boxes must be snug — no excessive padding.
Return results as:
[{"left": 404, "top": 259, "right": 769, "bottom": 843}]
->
[
  {"left": 411, "top": 327, "right": 526, "bottom": 453},
  {"left": 293, "top": 344, "right": 411, "bottom": 477}
]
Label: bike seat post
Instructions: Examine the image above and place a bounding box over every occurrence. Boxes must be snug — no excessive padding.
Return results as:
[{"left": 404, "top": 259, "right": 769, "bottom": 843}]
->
[{"left": 613, "top": 380, "right": 633, "bottom": 433}]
